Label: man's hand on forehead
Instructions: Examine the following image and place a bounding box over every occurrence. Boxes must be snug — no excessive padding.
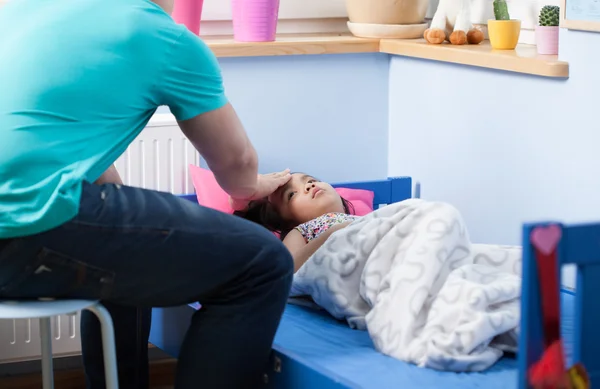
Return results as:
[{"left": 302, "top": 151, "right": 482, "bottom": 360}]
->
[{"left": 230, "top": 169, "right": 291, "bottom": 211}]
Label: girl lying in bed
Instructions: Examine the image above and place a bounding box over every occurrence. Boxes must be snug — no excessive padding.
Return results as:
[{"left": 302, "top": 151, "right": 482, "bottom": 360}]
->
[
  {"left": 233, "top": 172, "right": 359, "bottom": 272},
  {"left": 235, "top": 173, "right": 526, "bottom": 373}
]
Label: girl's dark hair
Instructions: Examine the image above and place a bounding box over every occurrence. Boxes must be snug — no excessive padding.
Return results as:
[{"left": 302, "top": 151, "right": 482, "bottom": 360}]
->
[{"left": 234, "top": 196, "right": 355, "bottom": 240}]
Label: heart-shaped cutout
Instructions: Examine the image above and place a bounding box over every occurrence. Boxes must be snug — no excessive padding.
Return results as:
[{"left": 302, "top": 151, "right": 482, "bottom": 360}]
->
[{"left": 530, "top": 224, "right": 562, "bottom": 255}]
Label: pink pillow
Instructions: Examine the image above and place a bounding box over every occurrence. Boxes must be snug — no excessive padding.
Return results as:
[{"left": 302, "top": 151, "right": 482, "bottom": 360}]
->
[
  {"left": 335, "top": 187, "right": 374, "bottom": 216},
  {"left": 189, "top": 165, "right": 233, "bottom": 213},
  {"left": 188, "top": 164, "right": 375, "bottom": 215}
]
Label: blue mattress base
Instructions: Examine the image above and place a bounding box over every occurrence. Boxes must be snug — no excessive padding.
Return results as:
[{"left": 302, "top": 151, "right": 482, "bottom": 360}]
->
[{"left": 150, "top": 290, "right": 575, "bottom": 389}]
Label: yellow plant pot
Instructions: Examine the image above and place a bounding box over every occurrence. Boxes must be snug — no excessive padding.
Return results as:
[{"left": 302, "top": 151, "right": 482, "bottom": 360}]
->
[{"left": 487, "top": 19, "right": 521, "bottom": 50}]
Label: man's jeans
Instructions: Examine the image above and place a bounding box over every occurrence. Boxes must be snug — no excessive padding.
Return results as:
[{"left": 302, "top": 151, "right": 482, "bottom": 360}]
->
[{"left": 0, "top": 181, "right": 294, "bottom": 388}]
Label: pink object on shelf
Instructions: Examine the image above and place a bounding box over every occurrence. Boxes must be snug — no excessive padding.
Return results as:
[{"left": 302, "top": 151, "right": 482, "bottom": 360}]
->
[
  {"left": 535, "top": 26, "right": 559, "bottom": 55},
  {"left": 172, "top": 0, "right": 204, "bottom": 36},
  {"left": 231, "top": 0, "right": 280, "bottom": 42}
]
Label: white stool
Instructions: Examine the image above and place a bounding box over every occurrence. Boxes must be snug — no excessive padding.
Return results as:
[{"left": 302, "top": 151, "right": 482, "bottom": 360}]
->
[{"left": 0, "top": 299, "right": 119, "bottom": 389}]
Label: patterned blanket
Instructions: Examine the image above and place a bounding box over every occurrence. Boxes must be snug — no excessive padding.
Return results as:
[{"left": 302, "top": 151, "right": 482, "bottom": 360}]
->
[{"left": 290, "top": 199, "right": 522, "bottom": 372}]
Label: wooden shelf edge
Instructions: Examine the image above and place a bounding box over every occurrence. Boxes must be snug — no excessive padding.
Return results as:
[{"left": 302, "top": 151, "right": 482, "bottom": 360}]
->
[
  {"left": 203, "top": 33, "right": 569, "bottom": 79},
  {"left": 379, "top": 38, "right": 570, "bottom": 78},
  {"left": 204, "top": 34, "right": 380, "bottom": 57}
]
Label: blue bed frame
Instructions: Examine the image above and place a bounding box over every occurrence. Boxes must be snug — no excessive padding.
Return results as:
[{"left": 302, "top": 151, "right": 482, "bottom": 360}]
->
[
  {"left": 519, "top": 221, "right": 600, "bottom": 388},
  {"left": 148, "top": 176, "right": 597, "bottom": 388}
]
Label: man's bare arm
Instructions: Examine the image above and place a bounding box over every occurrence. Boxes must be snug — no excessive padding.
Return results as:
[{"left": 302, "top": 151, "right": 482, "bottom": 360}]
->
[
  {"left": 95, "top": 164, "right": 123, "bottom": 185},
  {"left": 178, "top": 103, "right": 258, "bottom": 199}
]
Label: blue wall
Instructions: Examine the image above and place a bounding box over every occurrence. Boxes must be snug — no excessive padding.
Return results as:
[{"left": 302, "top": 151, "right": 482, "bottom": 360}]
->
[
  {"left": 387, "top": 30, "right": 600, "bottom": 287},
  {"left": 160, "top": 32, "right": 594, "bottom": 286},
  {"left": 219, "top": 54, "right": 390, "bottom": 182},
  {"left": 158, "top": 53, "right": 391, "bottom": 183}
]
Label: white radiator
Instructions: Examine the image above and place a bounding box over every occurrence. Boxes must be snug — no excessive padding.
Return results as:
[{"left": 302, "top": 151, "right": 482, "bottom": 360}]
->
[
  {"left": 113, "top": 114, "right": 200, "bottom": 194},
  {"left": 0, "top": 114, "right": 189, "bottom": 363}
]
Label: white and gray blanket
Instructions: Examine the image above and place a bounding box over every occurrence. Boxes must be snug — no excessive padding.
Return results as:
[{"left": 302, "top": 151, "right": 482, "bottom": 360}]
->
[{"left": 290, "top": 199, "right": 522, "bottom": 372}]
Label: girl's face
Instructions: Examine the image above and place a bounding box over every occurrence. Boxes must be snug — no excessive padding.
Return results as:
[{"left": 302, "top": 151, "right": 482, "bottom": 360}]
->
[{"left": 269, "top": 173, "right": 345, "bottom": 225}]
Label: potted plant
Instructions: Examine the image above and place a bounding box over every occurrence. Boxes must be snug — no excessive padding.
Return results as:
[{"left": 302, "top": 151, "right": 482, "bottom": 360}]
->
[
  {"left": 487, "top": 0, "right": 521, "bottom": 50},
  {"left": 536, "top": 5, "right": 560, "bottom": 55}
]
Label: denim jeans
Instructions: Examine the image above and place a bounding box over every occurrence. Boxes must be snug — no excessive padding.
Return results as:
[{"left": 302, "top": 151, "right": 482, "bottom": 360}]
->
[{"left": 0, "top": 181, "right": 294, "bottom": 388}]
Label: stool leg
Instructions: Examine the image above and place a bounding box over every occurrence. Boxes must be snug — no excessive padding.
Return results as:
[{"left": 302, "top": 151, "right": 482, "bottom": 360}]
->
[
  {"left": 39, "top": 317, "right": 54, "bottom": 389},
  {"left": 86, "top": 304, "right": 119, "bottom": 389}
]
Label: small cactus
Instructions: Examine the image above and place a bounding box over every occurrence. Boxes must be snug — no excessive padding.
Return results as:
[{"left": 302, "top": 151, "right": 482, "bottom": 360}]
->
[
  {"left": 493, "top": 0, "right": 511, "bottom": 20},
  {"left": 539, "top": 5, "right": 560, "bottom": 26}
]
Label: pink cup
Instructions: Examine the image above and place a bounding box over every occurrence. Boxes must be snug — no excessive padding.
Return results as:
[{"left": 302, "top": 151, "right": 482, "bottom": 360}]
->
[
  {"left": 231, "top": 0, "right": 280, "bottom": 42},
  {"left": 172, "top": 0, "right": 204, "bottom": 36}
]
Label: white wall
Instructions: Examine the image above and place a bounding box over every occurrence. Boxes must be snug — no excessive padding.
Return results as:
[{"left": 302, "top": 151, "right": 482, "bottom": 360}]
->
[
  {"left": 387, "top": 29, "right": 600, "bottom": 288},
  {"left": 160, "top": 53, "right": 391, "bottom": 183}
]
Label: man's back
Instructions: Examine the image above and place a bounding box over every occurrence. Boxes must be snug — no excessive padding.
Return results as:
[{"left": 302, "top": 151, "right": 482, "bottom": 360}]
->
[
  {"left": 0, "top": 0, "right": 224, "bottom": 238},
  {"left": 0, "top": 2, "right": 294, "bottom": 389}
]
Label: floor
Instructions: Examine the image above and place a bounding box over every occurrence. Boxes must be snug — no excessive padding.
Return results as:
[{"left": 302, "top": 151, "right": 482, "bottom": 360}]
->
[{"left": 0, "top": 358, "right": 177, "bottom": 389}]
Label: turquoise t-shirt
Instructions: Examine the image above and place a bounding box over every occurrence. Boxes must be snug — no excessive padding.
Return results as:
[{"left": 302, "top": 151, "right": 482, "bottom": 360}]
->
[{"left": 0, "top": 0, "right": 228, "bottom": 239}]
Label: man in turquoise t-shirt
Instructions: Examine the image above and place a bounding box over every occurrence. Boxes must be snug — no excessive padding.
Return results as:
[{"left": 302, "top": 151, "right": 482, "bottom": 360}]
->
[{"left": 0, "top": 0, "right": 293, "bottom": 387}]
